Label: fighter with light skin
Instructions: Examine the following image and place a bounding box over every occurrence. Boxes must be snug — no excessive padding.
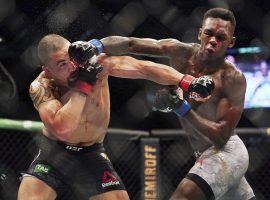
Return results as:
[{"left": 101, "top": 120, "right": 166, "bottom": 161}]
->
[{"left": 18, "top": 34, "right": 212, "bottom": 200}]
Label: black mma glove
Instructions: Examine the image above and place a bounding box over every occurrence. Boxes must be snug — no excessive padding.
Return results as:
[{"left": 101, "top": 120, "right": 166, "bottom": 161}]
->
[
  {"left": 68, "top": 39, "right": 104, "bottom": 65},
  {"left": 179, "top": 75, "right": 215, "bottom": 98},
  {"left": 153, "top": 87, "right": 191, "bottom": 117},
  {"left": 68, "top": 62, "right": 103, "bottom": 95}
]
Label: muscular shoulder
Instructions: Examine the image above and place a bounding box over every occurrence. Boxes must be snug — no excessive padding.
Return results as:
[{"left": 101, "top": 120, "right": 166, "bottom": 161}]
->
[
  {"left": 221, "top": 60, "right": 246, "bottom": 100},
  {"left": 223, "top": 60, "right": 246, "bottom": 86},
  {"left": 29, "top": 72, "right": 58, "bottom": 109}
]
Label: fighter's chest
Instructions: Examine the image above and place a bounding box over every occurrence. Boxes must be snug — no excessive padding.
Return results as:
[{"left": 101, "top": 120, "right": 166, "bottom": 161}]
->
[
  {"left": 59, "top": 82, "right": 108, "bottom": 111},
  {"left": 186, "top": 72, "right": 224, "bottom": 110}
]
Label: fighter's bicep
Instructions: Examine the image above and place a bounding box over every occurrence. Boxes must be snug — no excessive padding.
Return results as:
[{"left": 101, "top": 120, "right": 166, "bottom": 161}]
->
[
  {"left": 222, "top": 90, "right": 245, "bottom": 128},
  {"left": 225, "top": 70, "right": 246, "bottom": 108},
  {"left": 216, "top": 98, "right": 242, "bottom": 123},
  {"left": 38, "top": 99, "right": 63, "bottom": 128},
  {"left": 216, "top": 72, "right": 246, "bottom": 126},
  {"left": 129, "top": 38, "right": 184, "bottom": 57},
  {"left": 212, "top": 98, "right": 242, "bottom": 143},
  {"left": 29, "top": 81, "right": 63, "bottom": 125}
]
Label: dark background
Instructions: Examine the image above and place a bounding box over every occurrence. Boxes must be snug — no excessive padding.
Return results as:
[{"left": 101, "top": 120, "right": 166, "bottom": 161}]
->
[
  {"left": 0, "top": 0, "right": 270, "bottom": 129},
  {"left": 0, "top": 1, "right": 270, "bottom": 200}
]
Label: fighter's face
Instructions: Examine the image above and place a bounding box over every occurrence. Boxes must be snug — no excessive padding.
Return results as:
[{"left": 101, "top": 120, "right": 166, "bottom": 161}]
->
[
  {"left": 43, "top": 48, "right": 77, "bottom": 86},
  {"left": 198, "top": 17, "right": 235, "bottom": 61}
]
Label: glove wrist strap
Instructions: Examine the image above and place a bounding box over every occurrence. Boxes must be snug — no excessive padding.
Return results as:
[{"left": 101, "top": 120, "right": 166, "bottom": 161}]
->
[
  {"left": 89, "top": 39, "right": 104, "bottom": 54},
  {"left": 179, "top": 74, "right": 195, "bottom": 91},
  {"left": 74, "top": 80, "right": 93, "bottom": 95},
  {"left": 174, "top": 100, "right": 191, "bottom": 117}
]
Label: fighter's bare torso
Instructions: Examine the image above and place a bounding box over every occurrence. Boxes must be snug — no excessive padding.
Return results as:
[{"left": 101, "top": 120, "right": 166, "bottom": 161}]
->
[
  {"left": 170, "top": 43, "right": 242, "bottom": 150},
  {"left": 34, "top": 72, "right": 111, "bottom": 146}
]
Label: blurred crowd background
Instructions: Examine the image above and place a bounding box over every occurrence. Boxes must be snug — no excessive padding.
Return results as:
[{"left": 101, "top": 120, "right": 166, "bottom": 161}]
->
[{"left": 0, "top": 0, "right": 270, "bottom": 129}]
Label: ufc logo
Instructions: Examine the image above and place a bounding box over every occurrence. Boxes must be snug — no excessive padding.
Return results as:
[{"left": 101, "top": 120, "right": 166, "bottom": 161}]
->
[
  {"left": 66, "top": 146, "right": 83, "bottom": 151},
  {"left": 197, "top": 76, "right": 213, "bottom": 86},
  {"left": 86, "top": 65, "right": 95, "bottom": 72}
]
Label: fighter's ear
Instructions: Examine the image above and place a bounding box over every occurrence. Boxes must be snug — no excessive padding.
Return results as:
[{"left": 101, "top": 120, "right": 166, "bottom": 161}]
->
[
  {"left": 42, "top": 65, "right": 47, "bottom": 71},
  {"left": 42, "top": 66, "right": 51, "bottom": 75},
  {"left": 228, "top": 37, "right": 236, "bottom": 48},
  {"left": 198, "top": 28, "right": 202, "bottom": 41}
]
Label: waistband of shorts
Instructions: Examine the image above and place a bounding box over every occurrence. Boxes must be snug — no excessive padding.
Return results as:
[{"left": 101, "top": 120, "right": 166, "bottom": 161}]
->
[{"left": 41, "top": 135, "right": 104, "bottom": 153}]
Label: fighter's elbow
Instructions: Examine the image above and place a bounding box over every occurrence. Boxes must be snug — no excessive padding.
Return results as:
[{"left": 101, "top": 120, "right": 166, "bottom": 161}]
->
[
  {"left": 212, "top": 137, "right": 227, "bottom": 149},
  {"left": 210, "top": 127, "right": 231, "bottom": 149}
]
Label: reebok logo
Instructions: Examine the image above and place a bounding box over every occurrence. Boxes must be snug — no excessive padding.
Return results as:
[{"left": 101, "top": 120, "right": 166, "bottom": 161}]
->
[{"left": 101, "top": 171, "right": 120, "bottom": 188}]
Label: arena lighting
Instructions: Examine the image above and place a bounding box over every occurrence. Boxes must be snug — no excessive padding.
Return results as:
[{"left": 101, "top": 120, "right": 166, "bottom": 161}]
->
[
  {"left": 227, "top": 47, "right": 264, "bottom": 54},
  {"left": 238, "top": 47, "right": 262, "bottom": 54}
]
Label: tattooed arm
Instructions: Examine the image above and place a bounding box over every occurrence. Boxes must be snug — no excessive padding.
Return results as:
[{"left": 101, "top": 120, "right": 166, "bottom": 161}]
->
[{"left": 29, "top": 73, "right": 87, "bottom": 141}]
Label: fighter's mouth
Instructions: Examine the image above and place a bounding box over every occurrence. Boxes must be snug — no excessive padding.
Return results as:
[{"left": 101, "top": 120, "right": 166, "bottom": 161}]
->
[{"left": 206, "top": 48, "right": 215, "bottom": 53}]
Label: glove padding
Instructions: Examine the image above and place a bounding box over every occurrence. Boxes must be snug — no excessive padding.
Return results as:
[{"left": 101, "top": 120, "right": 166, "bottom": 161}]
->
[
  {"left": 153, "top": 87, "right": 183, "bottom": 113},
  {"left": 188, "top": 75, "right": 214, "bottom": 98},
  {"left": 68, "top": 41, "right": 99, "bottom": 65},
  {"left": 68, "top": 62, "right": 103, "bottom": 95}
]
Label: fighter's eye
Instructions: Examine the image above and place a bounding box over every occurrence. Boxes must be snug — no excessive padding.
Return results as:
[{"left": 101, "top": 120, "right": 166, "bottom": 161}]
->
[
  {"left": 58, "top": 62, "right": 67, "bottom": 69},
  {"left": 216, "top": 35, "right": 227, "bottom": 41},
  {"left": 204, "top": 30, "right": 212, "bottom": 36}
]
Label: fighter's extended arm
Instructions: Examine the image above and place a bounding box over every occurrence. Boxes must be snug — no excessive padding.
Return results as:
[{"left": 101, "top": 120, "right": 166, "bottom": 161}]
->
[
  {"left": 98, "top": 54, "right": 214, "bottom": 97},
  {"left": 100, "top": 36, "right": 186, "bottom": 57},
  {"left": 69, "top": 41, "right": 214, "bottom": 97},
  {"left": 29, "top": 75, "right": 87, "bottom": 141},
  {"left": 98, "top": 54, "right": 183, "bottom": 85}
]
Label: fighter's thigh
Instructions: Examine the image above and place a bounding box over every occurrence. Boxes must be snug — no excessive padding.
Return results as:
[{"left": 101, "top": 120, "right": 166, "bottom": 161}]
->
[
  {"left": 89, "top": 190, "right": 130, "bottom": 200},
  {"left": 18, "top": 176, "right": 57, "bottom": 200},
  {"left": 221, "top": 177, "right": 255, "bottom": 200},
  {"left": 170, "top": 178, "right": 207, "bottom": 200}
]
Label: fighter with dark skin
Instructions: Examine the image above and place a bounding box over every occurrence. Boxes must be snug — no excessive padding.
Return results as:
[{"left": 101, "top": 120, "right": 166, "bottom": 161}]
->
[{"left": 84, "top": 7, "right": 255, "bottom": 200}]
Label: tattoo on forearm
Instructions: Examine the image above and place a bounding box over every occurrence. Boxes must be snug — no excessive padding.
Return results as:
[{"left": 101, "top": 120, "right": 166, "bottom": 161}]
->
[{"left": 29, "top": 80, "right": 55, "bottom": 108}]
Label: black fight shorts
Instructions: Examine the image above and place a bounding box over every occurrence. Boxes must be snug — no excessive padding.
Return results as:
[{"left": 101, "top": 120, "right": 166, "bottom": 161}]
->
[{"left": 22, "top": 135, "right": 126, "bottom": 199}]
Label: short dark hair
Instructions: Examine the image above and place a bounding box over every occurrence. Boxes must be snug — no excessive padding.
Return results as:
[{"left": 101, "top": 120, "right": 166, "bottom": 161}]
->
[
  {"left": 38, "top": 34, "right": 70, "bottom": 65},
  {"left": 203, "top": 8, "right": 236, "bottom": 30}
]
